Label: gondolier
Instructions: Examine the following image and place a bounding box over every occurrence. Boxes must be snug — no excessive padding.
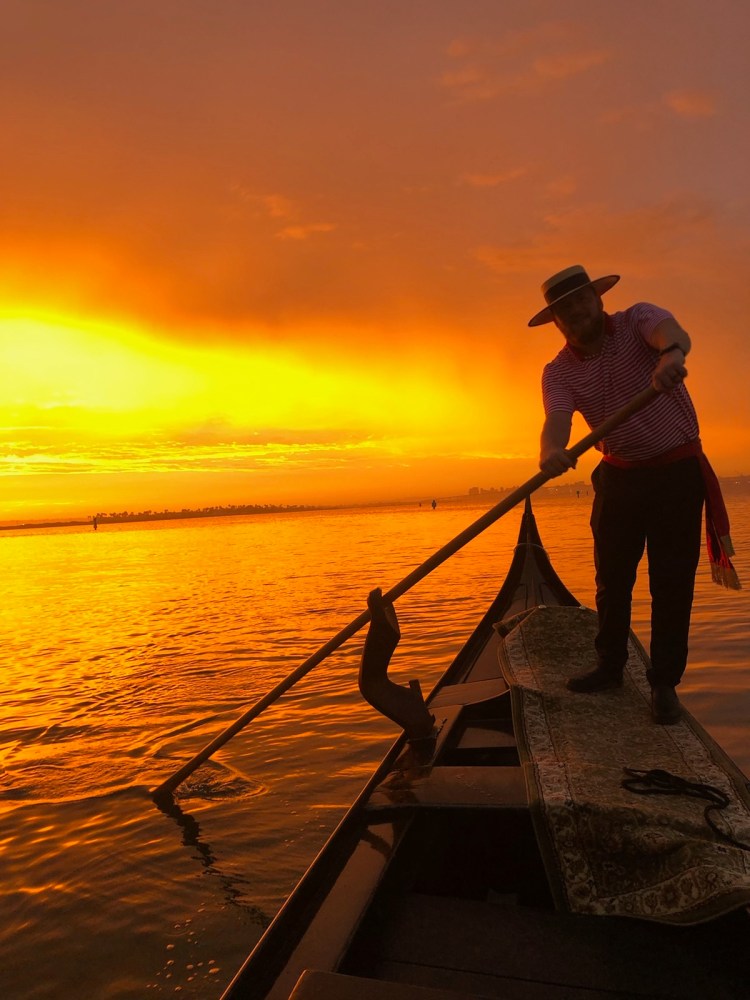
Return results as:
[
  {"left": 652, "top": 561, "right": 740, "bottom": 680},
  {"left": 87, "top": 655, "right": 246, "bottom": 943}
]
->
[{"left": 531, "top": 264, "right": 737, "bottom": 725}]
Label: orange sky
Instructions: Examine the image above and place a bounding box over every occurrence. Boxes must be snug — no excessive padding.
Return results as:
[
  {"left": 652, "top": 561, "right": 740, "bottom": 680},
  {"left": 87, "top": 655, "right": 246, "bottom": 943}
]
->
[{"left": 2, "top": 2, "right": 749, "bottom": 520}]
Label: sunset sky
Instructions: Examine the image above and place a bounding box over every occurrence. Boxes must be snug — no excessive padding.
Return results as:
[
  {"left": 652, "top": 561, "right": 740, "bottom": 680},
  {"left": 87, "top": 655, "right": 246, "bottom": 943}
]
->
[{"left": 2, "top": 1, "right": 749, "bottom": 520}]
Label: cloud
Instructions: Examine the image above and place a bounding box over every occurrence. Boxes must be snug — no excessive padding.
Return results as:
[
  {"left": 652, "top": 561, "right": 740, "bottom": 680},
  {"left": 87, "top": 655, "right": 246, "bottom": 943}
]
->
[
  {"left": 471, "top": 196, "right": 731, "bottom": 285},
  {"left": 0, "top": 430, "right": 397, "bottom": 479},
  {"left": 445, "top": 37, "right": 471, "bottom": 59},
  {"left": 229, "top": 189, "right": 337, "bottom": 241},
  {"left": 276, "top": 223, "right": 337, "bottom": 241},
  {"left": 174, "top": 418, "right": 371, "bottom": 448},
  {"left": 602, "top": 90, "right": 718, "bottom": 129},
  {"left": 544, "top": 176, "right": 577, "bottom": 199},
  {"left": 663, "top": 89, "right": 718, "bottom": 119},
  {"left": 460, "top": 168, "right": 526, "bottom": 187},
  {"left": 473, "top": 243, "right": 562, "bottom": 277},
  {"left": 229, "top": 188, "right": 336, "bottom": 239},
  {"left": 532, "top": 50, "right": 609, "bottom": 81},
  {"left": 441, "top": 23, "right": 611, "bottom": 103},
  {"left": 262, "top": 194, "right": 296, "bottom": 218},
  {"left": 441, "top": 65, "right": 503, "bottom": 103}
]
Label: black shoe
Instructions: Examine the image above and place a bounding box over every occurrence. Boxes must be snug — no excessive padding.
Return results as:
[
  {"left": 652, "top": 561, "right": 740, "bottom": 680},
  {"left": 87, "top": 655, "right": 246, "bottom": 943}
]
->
[
  {"left": 566, "top": 667, "right": 623, "bottom": 693},
  {"left": 651, "top": 685, "right": 681, "bottom": 725}
]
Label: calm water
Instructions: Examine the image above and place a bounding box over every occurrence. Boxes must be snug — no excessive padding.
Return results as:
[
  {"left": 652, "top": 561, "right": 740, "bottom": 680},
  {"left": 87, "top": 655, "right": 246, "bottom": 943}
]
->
[{"left": 1, "top": 493, "right": 749, "bottom": 999}]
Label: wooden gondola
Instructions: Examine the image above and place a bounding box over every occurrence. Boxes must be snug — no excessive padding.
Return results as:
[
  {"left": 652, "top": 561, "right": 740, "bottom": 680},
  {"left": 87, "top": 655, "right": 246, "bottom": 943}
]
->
[{"left": 221, "top": 498, "right": 750, "bottom": 1000}]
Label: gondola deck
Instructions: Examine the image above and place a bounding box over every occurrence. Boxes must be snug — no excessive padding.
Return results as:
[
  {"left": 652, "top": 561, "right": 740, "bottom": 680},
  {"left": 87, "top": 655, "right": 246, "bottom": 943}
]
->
[{"left": 500, "top": 604, "right": 750, "bottom": 925}]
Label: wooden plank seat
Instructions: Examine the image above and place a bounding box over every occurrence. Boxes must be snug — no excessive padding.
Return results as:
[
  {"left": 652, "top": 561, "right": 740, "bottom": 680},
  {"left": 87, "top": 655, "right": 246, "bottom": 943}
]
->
[{"left": 429, "top": 677, "right": 507, "bottom": 708}]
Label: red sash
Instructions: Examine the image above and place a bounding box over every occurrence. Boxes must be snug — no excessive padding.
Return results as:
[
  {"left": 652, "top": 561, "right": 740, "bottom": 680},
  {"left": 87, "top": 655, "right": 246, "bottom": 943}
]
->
[{"left": 602, "top": 441, "right": 740, "bottom": 589}]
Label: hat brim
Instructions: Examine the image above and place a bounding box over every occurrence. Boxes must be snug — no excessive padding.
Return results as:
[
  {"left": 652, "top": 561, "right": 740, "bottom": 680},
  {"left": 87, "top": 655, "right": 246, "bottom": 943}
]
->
[{"left": 528, "top": 274, "right": 620, "bottom": 327}]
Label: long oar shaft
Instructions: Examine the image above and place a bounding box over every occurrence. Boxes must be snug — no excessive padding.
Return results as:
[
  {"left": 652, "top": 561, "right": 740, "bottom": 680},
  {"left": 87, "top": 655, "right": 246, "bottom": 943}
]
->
[
  {"left": 383, "top": 387, "right": 658, "bottom": 603},
  {"left": 151, "top": 385, "right": 657, "bottom": 802},
  {"left": 152, "top": 614, "right": 371, "bottom": 802}
]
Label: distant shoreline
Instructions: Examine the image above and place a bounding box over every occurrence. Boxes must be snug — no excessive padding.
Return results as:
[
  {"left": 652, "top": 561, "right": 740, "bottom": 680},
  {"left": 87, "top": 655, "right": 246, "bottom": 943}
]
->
[
  {"left": 0, "top": 502, "right": 327, "bottom": 532},
  {"left": 0, "top": 486, "right": 580, "bottom": 532},
  {"left": 3, "top": 475, "right": 748, "bottom": 533}
]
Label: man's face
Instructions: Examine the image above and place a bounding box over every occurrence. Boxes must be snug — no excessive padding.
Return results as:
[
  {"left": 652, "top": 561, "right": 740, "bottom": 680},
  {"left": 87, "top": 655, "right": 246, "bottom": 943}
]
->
[{"left": 551, "top": 286, "right": 604, "bottom": 351}]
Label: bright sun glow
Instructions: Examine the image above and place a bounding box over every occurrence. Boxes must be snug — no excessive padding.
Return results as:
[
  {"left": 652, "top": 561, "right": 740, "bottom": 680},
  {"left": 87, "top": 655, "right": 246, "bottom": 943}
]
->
[
  {"left": 1, "top": 309, "right": 511, "bottom": 516},
  {"left": 2, "top": 315, "right": 199, "bottom": 423},
  {"left": 0, "top": 311, "right": 470, "bottom": 437}
]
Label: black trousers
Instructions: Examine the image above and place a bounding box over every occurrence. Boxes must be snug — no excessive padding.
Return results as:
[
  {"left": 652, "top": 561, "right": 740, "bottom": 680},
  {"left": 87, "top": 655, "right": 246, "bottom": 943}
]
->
[{"left": 590, "top": 457, "right": 705, "bottom": 688}]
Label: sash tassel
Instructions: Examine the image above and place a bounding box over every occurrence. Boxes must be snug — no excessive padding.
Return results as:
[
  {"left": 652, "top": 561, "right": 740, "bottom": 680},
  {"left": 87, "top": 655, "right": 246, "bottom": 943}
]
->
[{"left": 700, "top": 454, "right": 741, "bottom": 590}]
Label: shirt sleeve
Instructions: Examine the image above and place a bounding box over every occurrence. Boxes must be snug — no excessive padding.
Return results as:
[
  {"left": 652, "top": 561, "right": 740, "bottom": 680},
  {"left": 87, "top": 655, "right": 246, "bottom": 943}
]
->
[
  {"left": 542, "top": 361, "right": 575, "bottom": 416},
  {"left": 627, "top": 302, "right": 674, "bottom": 342}
]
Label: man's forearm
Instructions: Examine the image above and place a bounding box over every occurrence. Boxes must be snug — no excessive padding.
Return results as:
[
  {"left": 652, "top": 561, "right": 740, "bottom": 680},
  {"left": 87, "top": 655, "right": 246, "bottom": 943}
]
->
[
  {"left": 648, "top": 318, "right": 691, "bottom": 392},
  {"left": 540, "top": 411, "right": 575, "bottom": 476},
  {"left": 541, "top": 411, "right": 572, "bottom": 456}
]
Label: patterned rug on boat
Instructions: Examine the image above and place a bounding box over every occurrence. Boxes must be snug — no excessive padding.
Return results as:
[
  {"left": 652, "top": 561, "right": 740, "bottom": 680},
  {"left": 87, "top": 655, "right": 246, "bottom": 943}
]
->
[{"left": 496, "top": 605, "right": 750, "bottom": 925}]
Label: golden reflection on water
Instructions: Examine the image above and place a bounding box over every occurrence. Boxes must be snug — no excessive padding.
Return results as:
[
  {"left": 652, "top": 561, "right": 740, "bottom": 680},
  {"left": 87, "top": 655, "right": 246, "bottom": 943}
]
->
[{"left": 0, "top": 491, "right": 749, "bottom": 999}]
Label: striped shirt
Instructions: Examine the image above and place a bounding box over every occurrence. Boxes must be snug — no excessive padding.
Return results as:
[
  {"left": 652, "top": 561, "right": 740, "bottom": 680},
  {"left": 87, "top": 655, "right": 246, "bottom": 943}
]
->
[{"left": 541, "top": 302, "right": 699, "bottom": 461}]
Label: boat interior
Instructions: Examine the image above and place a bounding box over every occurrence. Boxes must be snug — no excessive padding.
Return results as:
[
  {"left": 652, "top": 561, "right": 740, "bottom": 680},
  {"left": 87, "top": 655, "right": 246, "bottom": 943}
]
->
[{"left": 292, "top": 680, "right": 750, "bottom": 1000}]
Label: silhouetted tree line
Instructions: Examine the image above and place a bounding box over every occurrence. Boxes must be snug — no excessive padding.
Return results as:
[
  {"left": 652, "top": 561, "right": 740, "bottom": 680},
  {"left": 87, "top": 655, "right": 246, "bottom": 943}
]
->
[{"left": 92, "top": 503, "right": 321, "bottom": 524}]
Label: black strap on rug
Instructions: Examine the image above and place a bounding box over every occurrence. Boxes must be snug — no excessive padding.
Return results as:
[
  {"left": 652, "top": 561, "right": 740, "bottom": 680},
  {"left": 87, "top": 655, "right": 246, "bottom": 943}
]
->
[{"left": 622, "top": 768, "right": 750, "bottom": 851}]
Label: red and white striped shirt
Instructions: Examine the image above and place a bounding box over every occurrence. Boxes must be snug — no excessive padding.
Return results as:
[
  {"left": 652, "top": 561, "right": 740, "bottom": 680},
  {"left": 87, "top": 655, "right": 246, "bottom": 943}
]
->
[{"left": 541, "top": 302, "right": 699, "bottom": 461}]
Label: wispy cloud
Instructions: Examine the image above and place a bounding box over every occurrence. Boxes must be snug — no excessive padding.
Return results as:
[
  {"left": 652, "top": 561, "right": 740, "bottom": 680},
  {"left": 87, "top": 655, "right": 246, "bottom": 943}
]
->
[
  {"left": 663, "top": 89, "right": 718, "bottom": 119},
  {"left": 544, "top": 176, "right": 577, "bottom": 199},
  {"left": 472, "top": 196, "right": 725, "bottom": 281},
  {"left": 276, "top": 222, "right": 337, "bottom": 241},
  {"left": 460, "top": 168, "right": 526, "bottom": 188},
  {"left": 229, "top": 188, "right": 336, "bottom": 240},
  {"left": 602, "top": 89, "right": 718, "bottom": 128},
  {"left": 262, "top": 193, "right": 296, "bottom": 218},
  {"left": 441, "top": 23, "right": 611, "bottom": 103},
  {"left": 473, "top": 243, "right": 563, "bottom": 277},
  {"left": 532, "top": 50, "right": 609, "bottom": 81},
  {"left": 0, "top": 434, "right": 411, "bottom": 480}
]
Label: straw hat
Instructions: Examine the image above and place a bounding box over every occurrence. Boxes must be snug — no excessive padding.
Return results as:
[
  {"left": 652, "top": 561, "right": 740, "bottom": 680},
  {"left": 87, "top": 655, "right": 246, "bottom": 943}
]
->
[{"left": 528, "top": 265, "right": 620, "bottom": 327}]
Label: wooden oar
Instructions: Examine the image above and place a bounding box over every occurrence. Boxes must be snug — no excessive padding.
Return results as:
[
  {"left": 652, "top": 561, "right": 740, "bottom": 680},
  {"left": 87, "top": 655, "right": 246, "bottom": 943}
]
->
[{"left": 151, "top": 385, "right": 658, "bottom": 803}]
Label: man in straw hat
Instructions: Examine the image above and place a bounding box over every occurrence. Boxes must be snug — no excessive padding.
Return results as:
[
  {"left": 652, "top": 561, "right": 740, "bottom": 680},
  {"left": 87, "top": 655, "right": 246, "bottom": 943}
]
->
[{"left": 532, "top": 265, "right": 737, "bottom": 725}]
